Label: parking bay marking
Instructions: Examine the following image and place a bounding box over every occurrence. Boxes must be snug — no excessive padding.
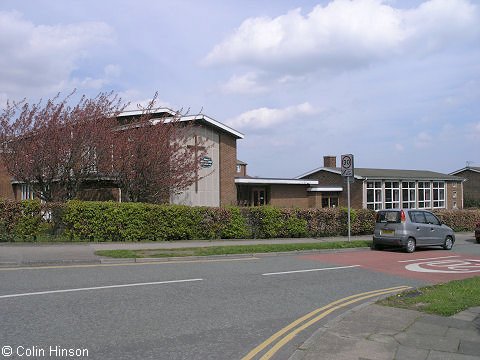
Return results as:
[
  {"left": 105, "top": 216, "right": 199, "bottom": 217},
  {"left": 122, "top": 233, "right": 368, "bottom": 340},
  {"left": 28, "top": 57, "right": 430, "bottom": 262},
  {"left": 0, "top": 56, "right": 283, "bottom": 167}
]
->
[
  {"left": 241, "top": 285, "right": 411, "bottom": 360},
  {"left": 262, "top": 265, "right": 361, "bottom": 276},
  {"left": 0, "top": 278, "right": 203, "bottom": 300}
]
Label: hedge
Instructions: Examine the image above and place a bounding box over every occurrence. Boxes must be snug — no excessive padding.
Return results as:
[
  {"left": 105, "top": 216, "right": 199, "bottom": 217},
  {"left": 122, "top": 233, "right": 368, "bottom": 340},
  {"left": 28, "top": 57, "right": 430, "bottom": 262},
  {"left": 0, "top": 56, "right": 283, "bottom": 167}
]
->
[{"left": 0, "top": 200, "right": 479, "bottom": 242}]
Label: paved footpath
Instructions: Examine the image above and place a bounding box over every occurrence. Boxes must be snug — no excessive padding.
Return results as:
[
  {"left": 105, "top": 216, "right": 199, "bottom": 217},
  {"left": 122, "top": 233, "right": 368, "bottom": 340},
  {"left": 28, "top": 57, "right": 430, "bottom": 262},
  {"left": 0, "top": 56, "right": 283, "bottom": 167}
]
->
[
  {"left": 290, "top": 303, "right": 480, "bottom": 360},
  {"left": 0, "top": 235, "right": 370, "bottom": 266}
]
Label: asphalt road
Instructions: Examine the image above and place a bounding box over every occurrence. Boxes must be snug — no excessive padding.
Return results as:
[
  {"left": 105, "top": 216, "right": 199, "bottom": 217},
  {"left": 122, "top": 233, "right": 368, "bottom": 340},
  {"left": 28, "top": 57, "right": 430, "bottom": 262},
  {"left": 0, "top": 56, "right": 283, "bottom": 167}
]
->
[{"left": 1, "top": 235, "right": 479, "bottom": 360}]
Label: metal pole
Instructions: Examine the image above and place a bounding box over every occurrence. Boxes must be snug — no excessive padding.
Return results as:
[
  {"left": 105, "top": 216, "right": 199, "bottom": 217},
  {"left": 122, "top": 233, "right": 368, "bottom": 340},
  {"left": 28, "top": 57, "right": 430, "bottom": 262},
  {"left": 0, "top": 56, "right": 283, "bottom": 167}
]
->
[{"left": 347, "top": 177, "right": 351, "bottom": 242}]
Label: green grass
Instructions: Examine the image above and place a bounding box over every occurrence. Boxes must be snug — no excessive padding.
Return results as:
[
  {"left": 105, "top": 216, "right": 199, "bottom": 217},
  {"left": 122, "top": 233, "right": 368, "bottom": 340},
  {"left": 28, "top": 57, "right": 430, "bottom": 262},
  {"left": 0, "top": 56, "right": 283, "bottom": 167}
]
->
[
  {"left": 95, "top": 240, "right": 372, "bottom": 259},
  {"left": 378, "top": 276, "right": 480, "bottom": 316}
]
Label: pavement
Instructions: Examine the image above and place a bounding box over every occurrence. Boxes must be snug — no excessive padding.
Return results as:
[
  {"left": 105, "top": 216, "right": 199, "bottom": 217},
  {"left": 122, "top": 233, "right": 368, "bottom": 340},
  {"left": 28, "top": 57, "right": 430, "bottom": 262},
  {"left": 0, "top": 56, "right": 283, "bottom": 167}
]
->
[
  {"left": 290, "top": 303, "right": 480, "bottom": 360},
  {"left": 0, "top": 235, "right": 370, "bottom": 266},
  {"left": 1, "top": 233, "right": 479, "bottom": 360}
]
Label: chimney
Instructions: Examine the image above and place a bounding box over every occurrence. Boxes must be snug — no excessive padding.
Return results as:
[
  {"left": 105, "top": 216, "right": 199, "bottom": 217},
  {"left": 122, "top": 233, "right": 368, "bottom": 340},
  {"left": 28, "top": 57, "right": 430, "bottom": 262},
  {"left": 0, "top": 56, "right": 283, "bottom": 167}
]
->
[{"left": 323, "top": 155, "right": 337, "bottom": 168}]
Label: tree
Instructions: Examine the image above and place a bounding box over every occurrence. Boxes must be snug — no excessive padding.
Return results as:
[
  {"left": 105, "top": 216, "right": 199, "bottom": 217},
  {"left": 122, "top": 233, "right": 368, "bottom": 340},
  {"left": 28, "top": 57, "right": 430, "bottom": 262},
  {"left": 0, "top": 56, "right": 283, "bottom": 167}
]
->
[
  {"left": 0, "top": 91, "right": 124, "bottom": 202},
  {"left": 0, "top": 91, "right": 207, "bottom": 204},
  {"left": 110, "top": 93, "right": 207, "bottom": 203}
]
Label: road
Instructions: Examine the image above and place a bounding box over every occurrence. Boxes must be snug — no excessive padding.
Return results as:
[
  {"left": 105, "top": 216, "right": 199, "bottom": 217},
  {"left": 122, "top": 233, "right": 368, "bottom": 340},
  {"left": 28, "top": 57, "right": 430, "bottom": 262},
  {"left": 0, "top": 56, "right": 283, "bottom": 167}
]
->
[{"left": 1, "top": 234, "right": 479, "bottom": 360}]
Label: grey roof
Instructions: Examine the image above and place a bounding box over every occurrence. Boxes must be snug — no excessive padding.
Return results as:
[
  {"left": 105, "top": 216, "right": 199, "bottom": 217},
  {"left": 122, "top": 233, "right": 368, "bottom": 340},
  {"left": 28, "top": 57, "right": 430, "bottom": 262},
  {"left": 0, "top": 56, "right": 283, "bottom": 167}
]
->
[{"left": 299, "top": 167, "right": 464, "bottom": 181}]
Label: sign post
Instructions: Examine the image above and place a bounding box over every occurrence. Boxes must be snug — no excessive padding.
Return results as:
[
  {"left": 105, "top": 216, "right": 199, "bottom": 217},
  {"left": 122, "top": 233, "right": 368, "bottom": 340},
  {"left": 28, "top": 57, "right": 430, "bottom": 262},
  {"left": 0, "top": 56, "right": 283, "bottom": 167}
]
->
[{"left": 341, "top": 154, "right": 354, "bottom": 242}]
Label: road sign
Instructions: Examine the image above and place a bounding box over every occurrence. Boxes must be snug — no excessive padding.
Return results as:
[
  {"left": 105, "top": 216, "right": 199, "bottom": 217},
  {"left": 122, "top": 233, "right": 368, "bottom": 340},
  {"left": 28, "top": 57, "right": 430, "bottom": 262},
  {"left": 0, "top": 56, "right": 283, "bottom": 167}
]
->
[
  {"left": 341, "top": 154, "right": 354, "bottom": 177},
  {"left": 341, "top": 154, "right": 354, "bottom": 242}
]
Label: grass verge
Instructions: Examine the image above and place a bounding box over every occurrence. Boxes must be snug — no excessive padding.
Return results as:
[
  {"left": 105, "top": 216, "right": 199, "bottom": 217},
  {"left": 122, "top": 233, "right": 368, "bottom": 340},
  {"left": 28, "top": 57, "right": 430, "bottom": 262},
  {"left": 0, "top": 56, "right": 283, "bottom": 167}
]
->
[
  {"left": 95, "top": 240, "right": 371, "bottom": 259},
  {"left": 378, "top": 276, "right": 480, "bottom": 316}
]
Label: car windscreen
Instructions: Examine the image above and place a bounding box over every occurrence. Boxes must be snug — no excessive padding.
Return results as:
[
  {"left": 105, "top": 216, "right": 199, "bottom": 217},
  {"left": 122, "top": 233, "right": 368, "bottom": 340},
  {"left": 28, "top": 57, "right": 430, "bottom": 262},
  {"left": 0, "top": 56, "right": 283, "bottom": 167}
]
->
[{"left": 376, "top": 211, "right": 401, "bottom": 223}]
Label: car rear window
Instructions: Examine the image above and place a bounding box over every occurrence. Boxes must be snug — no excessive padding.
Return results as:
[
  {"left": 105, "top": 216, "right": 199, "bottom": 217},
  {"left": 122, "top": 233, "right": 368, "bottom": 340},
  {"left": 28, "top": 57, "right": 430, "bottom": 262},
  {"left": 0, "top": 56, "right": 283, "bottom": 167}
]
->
[{"left": 376, "top": 211, "right": 401, "bottom": 223}]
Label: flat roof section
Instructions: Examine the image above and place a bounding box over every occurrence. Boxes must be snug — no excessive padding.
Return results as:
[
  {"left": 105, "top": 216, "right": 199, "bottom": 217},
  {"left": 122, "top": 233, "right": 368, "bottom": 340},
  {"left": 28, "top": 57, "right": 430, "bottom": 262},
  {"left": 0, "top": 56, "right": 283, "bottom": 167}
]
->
[{"left": 235, "top": 178, "right": 318, "bottom": 185}]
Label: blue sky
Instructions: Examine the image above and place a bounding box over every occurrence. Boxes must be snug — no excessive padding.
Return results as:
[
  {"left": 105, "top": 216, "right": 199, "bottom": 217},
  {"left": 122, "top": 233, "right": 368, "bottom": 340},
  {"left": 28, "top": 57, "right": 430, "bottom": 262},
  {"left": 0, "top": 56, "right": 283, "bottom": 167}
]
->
[{"left": 0, "top": 0, "right": 479, "bottom": 177}]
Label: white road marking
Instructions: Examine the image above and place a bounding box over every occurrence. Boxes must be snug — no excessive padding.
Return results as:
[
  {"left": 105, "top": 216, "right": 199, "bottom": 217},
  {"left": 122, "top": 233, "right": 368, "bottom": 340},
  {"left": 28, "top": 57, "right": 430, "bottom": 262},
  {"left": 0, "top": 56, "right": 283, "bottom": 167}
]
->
[
  {"left": 0, "top": 278, "right": 203, "bottom": 300},
  {"left": 397, "top": 255, "right": 460, "bottom": 263},
  {"left": 262, "top": 265, "right": 361, "bottom": 276},
  {"left": 405, "top": 259, "right": 480, "bottom": 274}
]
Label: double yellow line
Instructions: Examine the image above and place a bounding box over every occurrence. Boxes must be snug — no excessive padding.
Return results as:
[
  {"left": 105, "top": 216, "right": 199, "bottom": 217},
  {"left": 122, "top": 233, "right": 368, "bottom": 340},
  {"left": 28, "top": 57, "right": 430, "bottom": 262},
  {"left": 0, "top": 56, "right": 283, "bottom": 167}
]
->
[{"left": 242, "top": 285, "right": 411, "bottom": 360}]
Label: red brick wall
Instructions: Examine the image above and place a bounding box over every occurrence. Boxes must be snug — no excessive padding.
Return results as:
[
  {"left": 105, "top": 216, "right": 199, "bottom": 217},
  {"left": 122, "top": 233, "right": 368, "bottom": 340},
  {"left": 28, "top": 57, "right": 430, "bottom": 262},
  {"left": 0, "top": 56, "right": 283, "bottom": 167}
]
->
[
  {"left": 0, "top": 159, "right": 15, "bottom": 200},
  {"left": 455, "top": 170, "right": 480, "bottom": 203},
  {"left": 303, "top": 170, "right": 363, "bottom": 208},
  {"left": 446, "top": 181, "right": 463, "bottom": 209},
  {"left": 219, "top": 134, "right": 237, "bottom": 206},
  {"left": 269, "top": 185, "right": 310, "bottom": 208}
]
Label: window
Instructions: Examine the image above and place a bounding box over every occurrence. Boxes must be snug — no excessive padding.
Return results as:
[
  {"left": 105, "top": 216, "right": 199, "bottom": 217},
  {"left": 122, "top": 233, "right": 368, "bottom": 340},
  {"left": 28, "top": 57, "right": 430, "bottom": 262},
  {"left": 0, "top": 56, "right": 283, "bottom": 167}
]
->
[
  {"left": 384, "top": 181, "right": 400, "bottom": 209},
  {"left": 21, "top": 184, "right": 34, "bottom": 200},
  {"left": 236, "top": 165, "right": 241, "bottom": 173},
  {"left": 409, "top": 211, "right": 426, "bottom": 224},
  {"left": 322, "top": 195, "right": 338, "bottom": 208},
  {"left": 424, "top": 212, "right": 440, "bottom": 225},
  {"left": 432, "top": 182, "right": 445, "bottom": 208},
  {"left": 402, "top": 182, "right": 416, "bottom": 208},
  {"left": 418, "top": 182, "right": 431, "bottom": 209},
  {"left": 366, "top": 181, "right": 382, "bottom": 210}
]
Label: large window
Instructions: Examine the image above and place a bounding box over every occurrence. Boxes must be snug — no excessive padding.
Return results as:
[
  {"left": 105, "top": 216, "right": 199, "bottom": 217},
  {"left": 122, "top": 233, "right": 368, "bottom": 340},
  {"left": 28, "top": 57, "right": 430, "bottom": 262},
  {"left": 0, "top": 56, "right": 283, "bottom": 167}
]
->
[
  {"left": 366, "top": 181, "right": 382, "bottom": 210},
  {"left": 418, "top": 181, "right": 431, "bottom": 209},
  {"left": 384, "top": 181, "right": 400, "bottom": 209},
  {"left": 432, "top": 182, "right": 445, "bottom": 208},
  {"left": 21, "top": 184, "right": 34, "bottom": 200},
  {"left": 402, "top": 182, "right": 416, "bottom": 208}
]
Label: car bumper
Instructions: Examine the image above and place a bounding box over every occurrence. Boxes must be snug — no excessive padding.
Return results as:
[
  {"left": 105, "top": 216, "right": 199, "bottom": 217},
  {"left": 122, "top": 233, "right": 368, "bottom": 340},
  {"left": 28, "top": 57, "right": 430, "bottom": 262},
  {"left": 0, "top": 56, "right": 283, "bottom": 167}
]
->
[{"left": 373, "top": 234, "right": 409, "bottom": 247}]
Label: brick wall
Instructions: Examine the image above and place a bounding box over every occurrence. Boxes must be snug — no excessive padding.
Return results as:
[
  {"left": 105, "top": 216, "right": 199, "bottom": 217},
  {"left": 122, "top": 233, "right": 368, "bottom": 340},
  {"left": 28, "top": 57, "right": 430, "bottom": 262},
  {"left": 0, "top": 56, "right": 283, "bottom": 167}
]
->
[
  {"left": 446, "top": 181, "right": 463, "bottom": 209},
  {"left": 456, "top": 170, "right": 480, "bottom": 203},
  {"left": 219, "top": 133, "right": 237, "bottom": 206},
  {"left": 303, "top": 170, "right": 363, "bottom": 208},
  {"left": 269, "top": 185, "right": 310, "bottom": 208},
  {"left": 0, "top": 159, "right": 15, "bottom": 200}
]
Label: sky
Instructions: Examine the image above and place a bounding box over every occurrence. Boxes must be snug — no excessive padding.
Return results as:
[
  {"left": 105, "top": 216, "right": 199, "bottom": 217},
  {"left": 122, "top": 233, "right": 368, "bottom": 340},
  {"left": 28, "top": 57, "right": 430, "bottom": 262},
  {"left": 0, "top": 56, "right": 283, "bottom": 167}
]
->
[{"left": 0, "top": 0, "right": 479, "bottom": 178}]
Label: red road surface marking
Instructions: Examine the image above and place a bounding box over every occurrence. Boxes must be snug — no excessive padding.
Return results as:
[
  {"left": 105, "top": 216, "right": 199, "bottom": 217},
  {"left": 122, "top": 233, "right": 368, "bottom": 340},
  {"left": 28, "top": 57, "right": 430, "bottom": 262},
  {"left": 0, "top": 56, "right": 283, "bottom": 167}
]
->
[{"left": 300, "top": 250, "right": 480, "bottom": 283}]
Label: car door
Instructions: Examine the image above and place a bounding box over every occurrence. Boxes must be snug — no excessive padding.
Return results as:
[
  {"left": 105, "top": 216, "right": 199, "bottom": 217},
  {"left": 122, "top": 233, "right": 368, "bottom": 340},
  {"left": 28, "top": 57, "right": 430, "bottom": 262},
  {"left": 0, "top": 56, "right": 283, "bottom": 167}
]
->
[
  {"left": 424, "top": 211, "right": 444, "bottom": 245},
  {"left": 408, "top": 211, "right": 429, "bottom": 245}
]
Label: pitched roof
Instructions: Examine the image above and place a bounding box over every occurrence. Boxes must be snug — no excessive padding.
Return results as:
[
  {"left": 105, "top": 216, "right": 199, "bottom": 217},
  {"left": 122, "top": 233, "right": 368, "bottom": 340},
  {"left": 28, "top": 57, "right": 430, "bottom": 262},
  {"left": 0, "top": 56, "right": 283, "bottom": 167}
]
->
[
  {"left": 450, "top": 167, "right": 480, "bottom": 175},
  {"left": 297, "top": 167, "right": 463, "bottom": 181},
  {"left": 117, "top": 108, "right": 244, "bottom": 139}
]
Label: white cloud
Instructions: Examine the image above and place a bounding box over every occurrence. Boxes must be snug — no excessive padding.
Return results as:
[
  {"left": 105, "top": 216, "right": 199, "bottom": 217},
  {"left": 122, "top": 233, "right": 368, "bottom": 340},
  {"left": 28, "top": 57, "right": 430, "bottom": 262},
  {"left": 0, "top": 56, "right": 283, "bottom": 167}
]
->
[
  {"left": 221, "top": 72, "right": 267, "bottom": 94},
  {"left": 226, "top": 102, "right": 317, "bottom": 130},
  {"left": 0, "top": 11, "right": 115, "bottom": 100},
  {"left": 204, "top": 0, "right": 479, "bottom": 73}
]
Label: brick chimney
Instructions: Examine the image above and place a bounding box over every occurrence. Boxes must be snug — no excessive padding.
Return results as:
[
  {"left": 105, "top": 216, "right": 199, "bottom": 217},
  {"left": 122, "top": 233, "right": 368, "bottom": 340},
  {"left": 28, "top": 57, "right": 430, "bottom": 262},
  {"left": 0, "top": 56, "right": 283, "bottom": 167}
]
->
[{"left": 323, "top": 155, "right": 337, "bottom": 168}]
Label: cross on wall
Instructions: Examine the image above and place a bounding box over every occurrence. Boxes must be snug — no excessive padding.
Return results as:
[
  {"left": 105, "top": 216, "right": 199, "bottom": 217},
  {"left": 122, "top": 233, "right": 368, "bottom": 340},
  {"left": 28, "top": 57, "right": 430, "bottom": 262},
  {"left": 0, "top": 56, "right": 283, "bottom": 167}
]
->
[{"left": 187, "top": 135, "right": 206, "bottom": 193}]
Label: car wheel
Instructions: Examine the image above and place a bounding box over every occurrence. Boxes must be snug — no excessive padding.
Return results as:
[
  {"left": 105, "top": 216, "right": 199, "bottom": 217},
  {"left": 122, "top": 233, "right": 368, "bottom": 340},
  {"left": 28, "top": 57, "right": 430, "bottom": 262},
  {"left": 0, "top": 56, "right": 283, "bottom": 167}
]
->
[
  {"left": 405, "top": 238, "right": 416, "bottom": 253},
  {"left": 371, "top": 243, "right": 383, "bottom": 251},
  {"left": 443, "top": 236, "right": 454, "bottom": 250},
  {"left": 476, "top": 237, "right": 480, "bottom": 244}
]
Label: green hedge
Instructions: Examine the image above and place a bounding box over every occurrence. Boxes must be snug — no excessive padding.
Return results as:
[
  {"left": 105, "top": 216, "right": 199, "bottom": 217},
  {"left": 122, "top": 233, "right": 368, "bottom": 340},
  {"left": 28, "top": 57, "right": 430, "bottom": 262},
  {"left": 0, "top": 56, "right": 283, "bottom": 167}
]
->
[{"left": 1, "top": 200, "right": 479, "bottom": 242}]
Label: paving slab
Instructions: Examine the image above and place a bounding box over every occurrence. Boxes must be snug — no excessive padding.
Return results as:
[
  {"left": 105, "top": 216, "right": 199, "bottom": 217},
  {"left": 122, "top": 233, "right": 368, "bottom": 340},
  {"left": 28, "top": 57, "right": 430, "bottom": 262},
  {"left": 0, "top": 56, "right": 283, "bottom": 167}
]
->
[{"left": 289, "top": 303, "right": 480, "bottom": 360}]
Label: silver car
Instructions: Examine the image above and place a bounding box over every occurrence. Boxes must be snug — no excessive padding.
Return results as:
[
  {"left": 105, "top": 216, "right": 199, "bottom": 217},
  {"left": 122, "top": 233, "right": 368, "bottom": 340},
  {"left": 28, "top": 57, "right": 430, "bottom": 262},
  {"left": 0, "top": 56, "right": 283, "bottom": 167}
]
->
[{"left": 372, "top": 209, "right": 455, "bottom": 253}]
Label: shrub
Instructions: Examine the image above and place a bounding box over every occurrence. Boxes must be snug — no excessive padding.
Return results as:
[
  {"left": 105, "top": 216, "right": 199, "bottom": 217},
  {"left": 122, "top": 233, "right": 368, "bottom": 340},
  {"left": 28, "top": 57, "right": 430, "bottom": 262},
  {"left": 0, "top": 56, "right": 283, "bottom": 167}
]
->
[
  {"left": 434, "top": 209, "right": 480, "bottom": 232},
  {"left": 0, "top": 200, "right": 22, "bottom": 242},
  {"left": 14, "top": 200, "right": 43, "bottom": 241},
  {"left": 5, "top": 199, "right": 480, "bottom": 242}
]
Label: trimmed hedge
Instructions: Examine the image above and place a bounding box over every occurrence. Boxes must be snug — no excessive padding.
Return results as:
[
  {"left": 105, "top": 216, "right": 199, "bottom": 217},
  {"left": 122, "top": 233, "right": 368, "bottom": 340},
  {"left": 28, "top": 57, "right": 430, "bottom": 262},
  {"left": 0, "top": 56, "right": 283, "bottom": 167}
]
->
[{"left": 1, "top": 200, "right": 479, "bottom": 242}]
